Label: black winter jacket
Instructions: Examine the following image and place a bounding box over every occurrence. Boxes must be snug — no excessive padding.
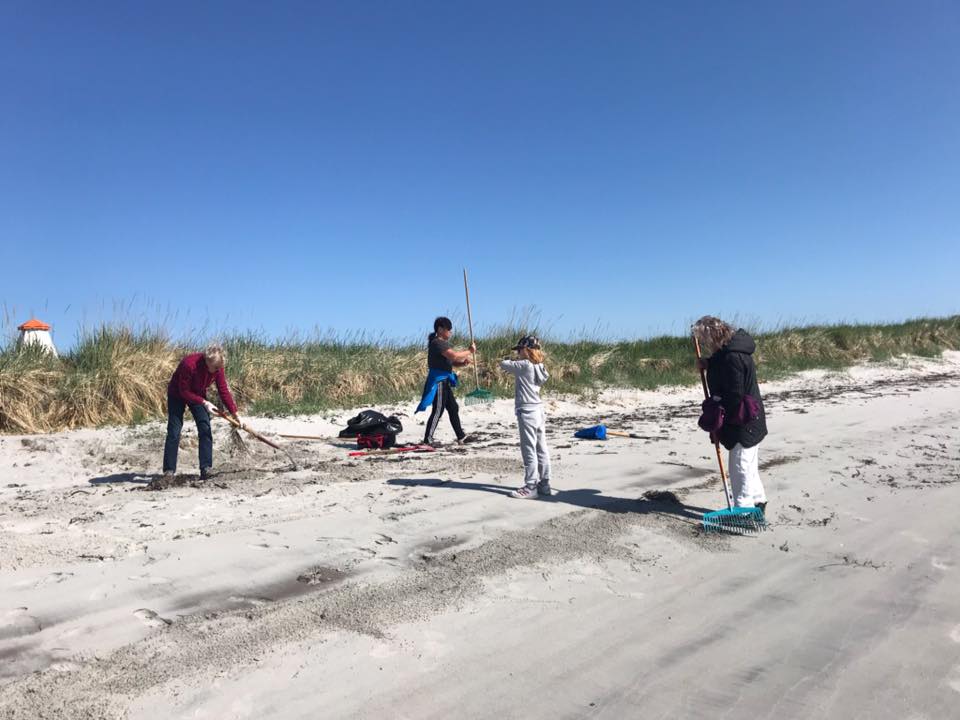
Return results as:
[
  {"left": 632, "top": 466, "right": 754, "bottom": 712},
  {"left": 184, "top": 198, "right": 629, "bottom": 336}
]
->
[{"left": 705, "top": 330, "right": 768, "bottom": 450}]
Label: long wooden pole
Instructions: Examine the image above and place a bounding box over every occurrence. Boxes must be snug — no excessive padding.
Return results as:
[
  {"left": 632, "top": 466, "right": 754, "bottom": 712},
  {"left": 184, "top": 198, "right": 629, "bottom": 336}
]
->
[
  {"left": 213, "top": 409, "right": 284, "bottom": 451},
  {"left": 694, "top": 336, "right": 733, "bottom": 510},
  {"left": 278, "top": 433, "right": 335, "bottom": 442},
  {"left": 605, "top": 430, "right": 646, "bottom": 439},
  {"left": 463, "top": 268, "right": 481, "bottom": 390}
]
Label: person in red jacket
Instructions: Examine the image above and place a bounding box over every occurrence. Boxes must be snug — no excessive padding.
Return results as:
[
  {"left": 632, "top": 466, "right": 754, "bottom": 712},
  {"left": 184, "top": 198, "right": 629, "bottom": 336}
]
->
[{"left": 162, "top": 344, "right": 241, "bottom": 479}]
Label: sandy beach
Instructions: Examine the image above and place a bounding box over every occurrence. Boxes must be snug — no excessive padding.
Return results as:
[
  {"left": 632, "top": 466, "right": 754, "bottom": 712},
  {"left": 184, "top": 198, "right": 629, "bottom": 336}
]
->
[{"left": 2, "top": 353, "right": 959, "bottom": 719}]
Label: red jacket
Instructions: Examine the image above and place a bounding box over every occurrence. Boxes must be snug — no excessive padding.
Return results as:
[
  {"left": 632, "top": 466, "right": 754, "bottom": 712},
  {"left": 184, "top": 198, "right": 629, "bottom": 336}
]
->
[{"left": 167, "top": 353, "right": 238, "bottom": 415}]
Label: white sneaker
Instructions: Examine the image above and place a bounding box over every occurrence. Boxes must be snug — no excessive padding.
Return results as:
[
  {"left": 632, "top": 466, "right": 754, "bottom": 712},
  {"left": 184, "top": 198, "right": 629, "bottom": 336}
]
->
[
  {"left": 509, "top": 485, "right": 539, "bottom": 499},
  {"left": 537, "top": 481, "right": 554, "bottom": 497}
]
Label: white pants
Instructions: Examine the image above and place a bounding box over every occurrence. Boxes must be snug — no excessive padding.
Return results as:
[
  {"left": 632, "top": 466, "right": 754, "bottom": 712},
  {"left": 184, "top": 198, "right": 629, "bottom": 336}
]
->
[
  {"left": 728, "top": 443, "right": 766, "bottom": 507},
  {"left": 517, "top": 406, "right": 551, "bottom": 487}
]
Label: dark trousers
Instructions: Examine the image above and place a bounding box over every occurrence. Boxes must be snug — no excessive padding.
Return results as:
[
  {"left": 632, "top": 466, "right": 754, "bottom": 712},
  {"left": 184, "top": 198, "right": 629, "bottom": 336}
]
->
[
  {"left": 424, "top": 380, "right": 464, "bottom": 442},
  {"left": 162, "top": 394, "right": 213, "bottom": 473}
]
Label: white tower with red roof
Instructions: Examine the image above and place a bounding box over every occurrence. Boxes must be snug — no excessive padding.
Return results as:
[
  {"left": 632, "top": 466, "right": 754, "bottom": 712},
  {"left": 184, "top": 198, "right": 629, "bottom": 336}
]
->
[{"left": 17, "top": 318, "right": 58, "bottom": 357}]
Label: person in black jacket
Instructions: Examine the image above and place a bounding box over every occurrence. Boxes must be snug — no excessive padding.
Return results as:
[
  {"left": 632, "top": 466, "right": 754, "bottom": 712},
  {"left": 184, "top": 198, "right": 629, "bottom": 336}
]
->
[{"left": 693, "top": 316, "right": 768, "bottom": 512}]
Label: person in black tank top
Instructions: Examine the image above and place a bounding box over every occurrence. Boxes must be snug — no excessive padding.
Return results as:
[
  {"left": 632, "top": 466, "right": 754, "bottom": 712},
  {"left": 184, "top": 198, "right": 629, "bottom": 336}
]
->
[{"left": 424, "top": 316, "right": 477, "bottom": 445}]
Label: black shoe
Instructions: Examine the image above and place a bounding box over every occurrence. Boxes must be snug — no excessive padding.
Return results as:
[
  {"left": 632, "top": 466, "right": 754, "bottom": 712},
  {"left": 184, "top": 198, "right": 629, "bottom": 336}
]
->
[
  {"left": 424, "top": 439, "right": 444, "bottom": 448},
  {"left": 457, "top": 433, "right": 478, "bottom": 445},
  {"left": 200, "top": 467, "right": 214, "bottom": 480}
]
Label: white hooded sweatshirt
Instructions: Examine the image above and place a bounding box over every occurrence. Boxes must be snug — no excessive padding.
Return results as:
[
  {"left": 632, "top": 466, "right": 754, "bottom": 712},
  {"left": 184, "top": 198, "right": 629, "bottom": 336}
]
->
[{"left": 498, "top": 359, "right": 549, "bottom": 409}]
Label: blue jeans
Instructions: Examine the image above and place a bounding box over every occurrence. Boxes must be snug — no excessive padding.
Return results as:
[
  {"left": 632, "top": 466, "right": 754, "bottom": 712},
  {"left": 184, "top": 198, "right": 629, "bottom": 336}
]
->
[{"left": 162, "top": 394, "right": 213, "bottom": 473}]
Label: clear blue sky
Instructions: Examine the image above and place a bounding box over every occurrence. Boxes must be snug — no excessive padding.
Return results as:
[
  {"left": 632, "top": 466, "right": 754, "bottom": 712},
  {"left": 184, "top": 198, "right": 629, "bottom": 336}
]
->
[{"left": 2, "top": 1, "right": 958, "bottom": 347}]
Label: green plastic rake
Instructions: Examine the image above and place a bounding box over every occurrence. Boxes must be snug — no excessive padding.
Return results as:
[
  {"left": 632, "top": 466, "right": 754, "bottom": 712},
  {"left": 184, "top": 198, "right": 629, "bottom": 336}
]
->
[
  {"left": 463, "top": 268, "right": 494, "bottom": 406},
  {"left": 694, "top": 336, "right": 766, "bottom": 536}
]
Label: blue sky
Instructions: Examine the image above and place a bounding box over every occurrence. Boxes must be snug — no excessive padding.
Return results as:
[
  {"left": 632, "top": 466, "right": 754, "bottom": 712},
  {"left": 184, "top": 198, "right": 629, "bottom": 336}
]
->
[{"left": 2, "top": 1, "right": 958, "bottom": 347}]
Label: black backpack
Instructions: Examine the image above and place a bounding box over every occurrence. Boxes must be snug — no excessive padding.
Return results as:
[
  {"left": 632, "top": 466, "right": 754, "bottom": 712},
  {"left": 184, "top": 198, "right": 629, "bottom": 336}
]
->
[{"left": 339, "top": 410, "right": 403, "bottom": 449}]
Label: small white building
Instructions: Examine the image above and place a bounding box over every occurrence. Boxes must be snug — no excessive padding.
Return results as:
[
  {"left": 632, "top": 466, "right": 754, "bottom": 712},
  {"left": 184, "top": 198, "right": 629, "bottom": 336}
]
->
[{"left": 17, "top": 318, "right": 58, "bottom": 357}]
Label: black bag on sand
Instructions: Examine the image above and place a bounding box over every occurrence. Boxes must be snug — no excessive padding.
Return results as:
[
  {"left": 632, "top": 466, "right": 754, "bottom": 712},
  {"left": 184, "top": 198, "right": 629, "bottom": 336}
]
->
[
  {"left": 339, "top": 409, "right": 385, "bottom": 437},
  {"left": 339, "top": 410, "right": 403, "bottom": 448}
]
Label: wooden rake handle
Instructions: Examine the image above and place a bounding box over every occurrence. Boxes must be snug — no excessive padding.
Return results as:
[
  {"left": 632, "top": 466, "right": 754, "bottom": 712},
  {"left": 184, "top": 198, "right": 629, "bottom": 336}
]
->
[
  {"left": 213, "top": 409, "right": 283, "bottom": 451},
  {"left": 463, "top": 268, "right": 481, "bottom": 390},
  {"left": 693, "top": 336, "right": 733, "bottom": 510},
  {"left": 694, "top": 337, "right": 710, "bottom": 399},
  {"left": 278, "top": 433, "right": 335, "bottom": 442}
]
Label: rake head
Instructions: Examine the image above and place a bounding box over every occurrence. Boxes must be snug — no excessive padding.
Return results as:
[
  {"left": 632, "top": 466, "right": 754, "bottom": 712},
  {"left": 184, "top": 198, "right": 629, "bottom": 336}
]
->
[
  {"left": 465, "top": 387, "right": 495, "bottom": 405},
  {"left": 227, "top": 426, "right": 249, "bottom": 455},
  {"left": 702, "top": 506, "right": 767, "bottom": 536}
]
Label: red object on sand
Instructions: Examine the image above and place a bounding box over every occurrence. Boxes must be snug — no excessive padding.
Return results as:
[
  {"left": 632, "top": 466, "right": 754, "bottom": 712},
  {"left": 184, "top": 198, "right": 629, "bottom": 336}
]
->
[{"left": 348, "top": 444, "right": 436, "bottom": 458}]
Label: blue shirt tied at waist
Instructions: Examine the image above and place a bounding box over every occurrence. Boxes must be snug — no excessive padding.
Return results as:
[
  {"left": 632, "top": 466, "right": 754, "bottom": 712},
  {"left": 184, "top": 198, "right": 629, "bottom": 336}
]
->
[{"left": 415, "top": 369, "right": 458, "bottom": 413}]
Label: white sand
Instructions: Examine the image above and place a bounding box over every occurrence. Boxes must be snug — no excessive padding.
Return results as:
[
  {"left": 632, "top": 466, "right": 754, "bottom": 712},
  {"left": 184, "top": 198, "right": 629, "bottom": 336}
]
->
[{"left": 1, "top": 353, "right": 959, "bottom": 719}]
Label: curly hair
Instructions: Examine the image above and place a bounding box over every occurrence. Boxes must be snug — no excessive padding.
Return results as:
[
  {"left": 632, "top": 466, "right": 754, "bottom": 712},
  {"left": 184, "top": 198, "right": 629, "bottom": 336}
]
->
[{"left": 691, "top": 316, "right": 735, "bottom": 353}]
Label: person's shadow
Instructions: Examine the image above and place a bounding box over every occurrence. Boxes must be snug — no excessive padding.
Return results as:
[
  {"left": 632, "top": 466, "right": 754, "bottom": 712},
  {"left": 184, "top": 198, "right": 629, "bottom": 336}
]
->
[
  {"left": 87, "top": 466, "right": 263, "bottom": 486},
  {"left": 385, "top": 478, "right": 711, "bottom": 524}
]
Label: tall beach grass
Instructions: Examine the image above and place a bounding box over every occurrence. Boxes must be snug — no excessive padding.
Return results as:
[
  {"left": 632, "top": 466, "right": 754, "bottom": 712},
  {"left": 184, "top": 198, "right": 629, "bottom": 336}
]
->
[{"left": 1, "top": 316, "right": 958, "bottom": 433}]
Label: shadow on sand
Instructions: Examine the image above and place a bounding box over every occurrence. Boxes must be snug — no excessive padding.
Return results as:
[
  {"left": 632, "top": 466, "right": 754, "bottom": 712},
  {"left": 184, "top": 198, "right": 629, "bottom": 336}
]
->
[
  {"left": 385, "top": 477, "right": 711, "bottom": 524},
  {"left": 88, "top": 472, "right": 154, "bottom": 485}
]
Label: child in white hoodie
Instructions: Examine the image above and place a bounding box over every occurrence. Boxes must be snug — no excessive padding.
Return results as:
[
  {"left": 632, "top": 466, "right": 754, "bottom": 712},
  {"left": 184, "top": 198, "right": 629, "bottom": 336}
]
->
[{"left": 499, "top": 335, "right": 552, "bottom": 499}]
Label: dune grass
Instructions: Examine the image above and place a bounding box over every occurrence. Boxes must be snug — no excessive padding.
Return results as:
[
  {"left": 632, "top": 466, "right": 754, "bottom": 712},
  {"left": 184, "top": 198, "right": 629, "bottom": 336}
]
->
[{"left": 1, "top": 316, "right": 958, "bottom": 433}]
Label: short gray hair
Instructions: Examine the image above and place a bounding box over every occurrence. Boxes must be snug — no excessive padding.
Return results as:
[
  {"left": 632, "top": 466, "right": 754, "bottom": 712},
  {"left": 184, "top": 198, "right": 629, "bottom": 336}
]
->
[{"left": 204, "top": 343, "right": 226, "bottom": 368}]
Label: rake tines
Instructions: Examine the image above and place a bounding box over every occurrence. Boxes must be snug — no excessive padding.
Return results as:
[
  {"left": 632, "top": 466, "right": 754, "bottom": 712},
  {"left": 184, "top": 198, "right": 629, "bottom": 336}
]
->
[
  {"left": 227, "top": 426, "right": 249, "bottom": 455},
  {"left": 464, "top": 387, "right": 495, "bottom": 405},
  {"left": 702, "top": 507, "right": 767, "bottom": 536}
]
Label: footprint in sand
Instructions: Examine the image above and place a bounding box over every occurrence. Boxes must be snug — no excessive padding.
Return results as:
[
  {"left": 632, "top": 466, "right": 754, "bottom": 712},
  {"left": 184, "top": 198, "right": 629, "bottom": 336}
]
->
[
  {"left": 56, "top": 626, "right": 83, "bottom": 640},
  {"left": 133, "top": 608, "right": 172, "bottom": 628},
  {"left": 40, "top": 571, "right": 75, "bottom": 586},
  {"left": 247, "top": 542, "right": 290, "bottom": 550},
  {"left": 950, "top": 624, "right": 960, "bottom": 644},
  {"left": 49, "top": 660, "right": 83, "bottom": 673},
  {"left": 932, "top": 556, "right": 954, "bottom": 571},
  {"left": 13, "top": 571, "right": 74, "bottom": 590},
  {"left": 226, "top": 595, "right": 274, "bottom": 607},
  {"left": 412, "top": 631, "right": 451, "bottom": 661},
  {"left": 899, "top": 530, "right": 929, "bottom": 545},
  {"left": 369, "top": 640, "right": 398, "bottom": 659},
  {"left": 128, "top": 574, "right": 172, "bottom": 585},
  {"left": 0, "top": 608, "right": 42, "bottom": 640}
]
